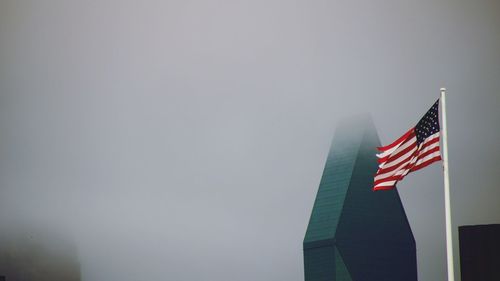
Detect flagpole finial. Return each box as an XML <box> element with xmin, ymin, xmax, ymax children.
<box><xmin>440</xmin><ymin>87</ymin><xmax>447</xmax><ymax>92</ymax></box>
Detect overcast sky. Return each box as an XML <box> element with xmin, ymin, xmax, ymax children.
<box><xmin>0</xmin><ymin>0</ymin><xmax>499</xmax><ymax>280</ymax></box>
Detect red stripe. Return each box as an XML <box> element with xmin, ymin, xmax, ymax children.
<box><xmin>377</xmin><ymin>146</ymin><xmax>440</xmax><ymax>178</ymax></box>
<box><xmin>377</xmin><ymin>128</ymin><xmax>415</xmax><ymax>152</ymax></box>
<box><xmin>378</xmin><ymin>135</ymin><xmax>438</xmax><ymax>169</ymax></box>
<box><xmin>376</xmin><ymin>151</ymin><xmax>416</xmax><ymax>175</ymax></box>
<box><xmin>410</xmin><ymin>156</ymin><xmax>442</xmax><ymax>172</ymax></box>
<box><xmin>416</xmin><ymin>146</ymin><xmax>440</xmax><ymax>159</ymax></box>
<box><xmin>374</xmin><ymin>174</ymin><xmax>407</xmax><ymax>187</ymax></box>
<box><xmin>378</xmin><ymin>140</ymin><xmax>417</xmax><ymax>165</ymax></box>
<box><xmin>420</xmin><ymin>136</ymin><xmax>440</xmax><ymax>149</ymax></box>
<box><xmin>374</xmin><ymin>128</ymin><xmax>442</xmax><ymax>191</ymax></box>
<box><xmin>375</xmin><ymin>151</ymin><xmax>441</xmax><ymax>188</ymax></box>
<box><xmin>373</xmin><ymin>185</ymin><xmax>396</xmax><ymax>191</ymax></box>
<box><xmin>377</xmin><ymin>134</ymin><xmax>417</xmax><ymax>163</ymax></box>
<box><xmin>378</xmin><ymin>133</ymin><xmax>437</xmax><ymax>164</ymax></box>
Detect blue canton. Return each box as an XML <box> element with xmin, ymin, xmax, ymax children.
<box><xmin>415</xmin><ymin>100</ymin><xmax>440</xmax><ymax>144</ymax></box>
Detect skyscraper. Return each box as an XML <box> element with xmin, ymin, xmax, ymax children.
<box><xmin>303</xmin><ymin>117</ymin><xmax>417</xmax><ymax>281</ymax></box>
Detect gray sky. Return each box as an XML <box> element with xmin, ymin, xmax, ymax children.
<box><xmin>0</xmin><ymin>0</ymin><xmax>499</xmax><ymax>280</ymax></box>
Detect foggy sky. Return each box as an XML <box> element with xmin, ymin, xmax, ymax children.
<box><xmin>0</xmin><ymin>0</ymin><xmax>499</xmax><ymax>280</ymax></box>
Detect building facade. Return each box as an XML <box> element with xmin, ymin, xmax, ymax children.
<box><xmin>459</xmin><ymin>224</ymin><xmax>500</xmax><ymax>281</ymax></box>
<box><xmin>303</xmin><ymin>117</ymin><xmax>417</xmax><ymax>281</ymax></box>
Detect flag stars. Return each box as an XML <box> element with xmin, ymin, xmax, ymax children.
<box><xmin>374</xmin><ymin>99</ymin><xmax>442</xmax><ymax>191</ymax></box>
<box><xmin>415</xmin><ymin>99</ymin><xmax>440</xmax><ymax>144</ymax></box>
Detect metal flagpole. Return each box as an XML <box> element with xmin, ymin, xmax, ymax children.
<box><xmin>440</xmin><ymin>87</ymin><xmax>455</xmax><ymax>281</ymax></box>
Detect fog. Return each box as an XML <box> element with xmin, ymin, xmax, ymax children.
<box><xmin>0</xmin><ymin>0</ymin><xmax>499</xmax><ymax>280</ymax></box>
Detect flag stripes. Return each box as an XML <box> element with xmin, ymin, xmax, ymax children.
<box><xmin>373</xmin><ymin>100</ymin><xmax>441</xmax><ymax>191</ymax></box>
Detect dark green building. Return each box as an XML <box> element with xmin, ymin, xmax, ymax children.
<box><xmin>303</xmin><ymin>117</ymin><xmax>417</xmax><ymax>281</ymax></box>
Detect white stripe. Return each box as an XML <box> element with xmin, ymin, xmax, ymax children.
<box><xmin>374</xmin><ymin>161</ymin><xmax>417</xmax><ymax>186</ymax></box>
<box><xmin>378</xmin><ymin>132</ymin><xmax>439</xmax><ymax>168</ymax></box>
<box><xmin>398</xmin><ymin>163</ymin><xmax>414</xmax><ymax>177</ymax></box>
<box><xmin>374</xmin><ymin>132</ymin><xmax>441</xmax><ymax>190</ymax></box>
<box><xmin>377</xmin><ymin>141</ymin><xmax>403</xmax><ymax>158</ymax></box>
<box><xmin>377</xmin><ymin>136</ymin><xmax>417</xmax><ymax>159</ymax></box>
<box><xmin>374</xmin><ymin>179</ymin><xmax>398</xmax><ymax>188</ymax></box>
<box><xmin>377</xmin><ymin>139</ymin><xmax>439</xmax><ymax>178</ymax></box>
<box><xmin>376</xmin><ymin>141</ymin><xmax>441</xmax><ymax>184</ymax></box>
<box><xmin>378</xmin><ymin>145</ymin><xmax>418</xmax><ymax>170</ymax></box>
<box><xmin>418</xmin><ymin>141</ymin><xmax>440</xmax><ymax>156</ymax></box>
<box><xmin>423</xmin><ymin>132</ymin><xmax>440</xmax><ymax>142</ymax></box>
<box><xmin>375</xmin><ymin>164</ymin><xmax>411</xmax><ymax>182</ymax></box>
<box><xmin>414</xmin><ymin>151</ymin><xmax>441</xmax><ymax>167</ymax></box>
<box><xmin>375</xmin><ymin>152</ymin><xmax>420</xmax><ymax>181</ymax></box>
<box><xmin>419</xmin><ymin>132</ymin><xmax>440</xmax><ymax>148</ymax></box>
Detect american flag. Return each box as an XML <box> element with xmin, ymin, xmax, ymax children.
<box><xmin>373</xmin><ymin>100</ymin><xmax>442</xmax><ymax>191</ymax></box>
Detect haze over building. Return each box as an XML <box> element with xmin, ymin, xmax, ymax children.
<box><xmin>304</xmin><ymin>117</ymin><xmax>417</xmax><ymax>281</ymax></box>
<box><xmin>0</xmin><ymin>1</ymin><xmax>499</xmax><ymax>280</ymax></box>
<box><xmin>0</xmin><ymin>223</ymin><xmax>80</xmax><ymax>281</ymax></box>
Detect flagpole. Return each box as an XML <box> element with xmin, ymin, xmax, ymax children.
<box><xmin>440</xmin><ymin>87</ymin><xmax>455</xmax><ymax>281</ymax></box>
